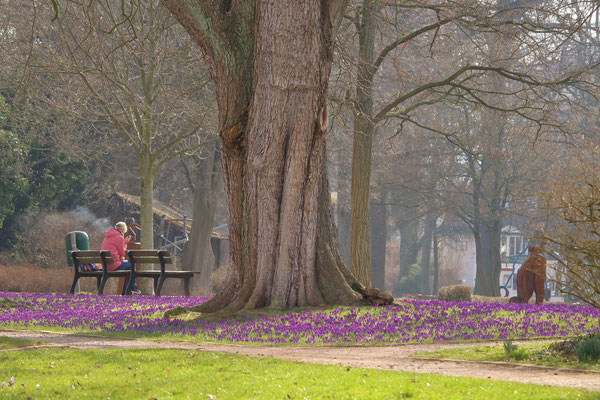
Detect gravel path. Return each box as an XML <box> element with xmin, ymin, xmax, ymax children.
<box><xmin>2</xmin><ymin>329</ymin><xmax>599</xmax><ymax>392</ymax></box>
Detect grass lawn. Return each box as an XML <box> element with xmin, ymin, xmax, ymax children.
<box><xmin>0</xmin><ymin>336</ymin><xmax>45</xmax><ymax>350</ymax></box>
<box><xmin>413</xmin><ymin>342</ymin><xmax>600</xmax><ymax>371</ymax></box>
<box><xmin>0</xmin><ymin>347</ymin><xmax>598</xmax><ymax>399</ymax></box>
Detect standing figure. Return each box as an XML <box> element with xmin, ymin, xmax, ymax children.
<box><xmin>509</xmin><ymin>244</ymin><xmax>546</xmax><ymax>304</ymax></box>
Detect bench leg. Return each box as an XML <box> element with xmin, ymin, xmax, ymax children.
<box><xmin>155</xmin><ymin>276</ymin><xmax>166</xmax><ymax>296</ymax></box>
<box><xmin>153</xmin><ymin>277</ymin><xmax>159</xmax><ymax>296</ymax></box>
<box><xmin>98</xmin><ymin>276</ymin><xmax>108</xmax><ymax>295</ymax></box>
<box><xmin>69</xmin><ymin>273</ymin><xmax>80</xmax><ymax>294</ymax></box>
<box><xmin>118</xmin><ymin>277</ymin><xmax>126</xmax><ymax>295</ymax></box>
<box><xmin>183</xmin><ymin>278</ymin><xmax>190</xmax><ymax>297</ymax></box>
<box><xmin>123</xmin><ymin>273</ymin><xmax>134</xmax><ymax>295</ymax></box>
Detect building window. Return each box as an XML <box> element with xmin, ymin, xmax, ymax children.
<box><xmin>508</xmin><ymin>235</ymin><xmax>525</xmax><ymax>256</ymax></box>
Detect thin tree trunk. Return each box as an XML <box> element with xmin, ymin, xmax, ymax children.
<box><xmin>420</xmin><ymin>215</ymin><xmax>435</xmax><ymax>295</ymax></box>
<box><xmin>432</xmin><ymin>227</ymin><xmax>439</xmax><ymax>295</ymax></box>
<box><xmin>335</xmin><ymin>142</ymin><xmax>351</xmax><ymax>266</ymax></box>
<box><xmin>183</xmin><ymin>142</ymin><xmax>222</xmax><ymax>295</ymax></box>
<box><xmin>370</xmin><ymin>202</ymin><xmax>387</xmax><ymax>290</ymax></box>
<box><xmin>398</xmin><ymin>221</ymin><xmax>420</xmax><ymax>276</ymax></box>
<box><xmin>473</xmin><ymin>221</ymin><xmax>502</xmax><ymax>296</ymax></box>
<box><xmin>139</xmin><ymin>153</ymin><xmax>154</xmax><ymax>249</ymax></box>
<box><xmin>350</xmin><ymin>0</ymin><xmax>377</xmax><ymax>287</ymax></box>
<box><xmin>336</xmin><ymin>197</ymin><xmax>352</xmax><ymax>266</ymax></box>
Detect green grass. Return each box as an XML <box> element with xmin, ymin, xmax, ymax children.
<box><xmin>0</xmin><ymin>347</ymin><xmax>598</xmax><ymax>399</ymax></box>
<box><xmin>413</xmin><ymin>343</ymin><xmax>600</xmax><ymax>371</ymax></box>
<box><xmin>0</xmin><ymin>336</ymin><xmax>45</xmax><ymax>350</ymax></box>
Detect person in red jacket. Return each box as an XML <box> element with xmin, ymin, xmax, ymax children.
<box><xmin>101</xmin><ymin>221</ymin><xmax>142</xmax><ymax>294</ymax></box>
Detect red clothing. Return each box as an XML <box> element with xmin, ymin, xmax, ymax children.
<box><xmin>100</xmin><ymin>228</ymin><xmax>126</xmax><ymax>271</ymax></box>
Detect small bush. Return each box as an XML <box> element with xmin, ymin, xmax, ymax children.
<box><xmin>503</xmin><ymin>339</ymin><xmax>518</xmax><ymax>354</ymax></box>
<box><xmin>437</xmin><ymin>285</ymin><xmax>472</xmax><ymax>302</ymax></box>
<box><xmin>575</xmin><ymin>334</ymin><xmax>600</xmax><ymax>363</ymax></box>
<box><xmin>502</xmin><ymin>340</ymin><xmax>529</xmax><ymax>360</ymax></box>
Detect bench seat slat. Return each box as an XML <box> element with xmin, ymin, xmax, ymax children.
<box><xmin>135</xmin><ymin>271</ymin><xmax>194</xmax><ymax>277</ymax></box>
<box><xmin>128</xmin><ymin>250</ymin><xmax>171</xmax><ymax>257</ymax></box>
<box><xmin>78</xmin><ymin>271</ymin><xmax>131</xmax><ymax>276</ymax></box>
<box><xmin>127</xmin><ymin>257</ymin><xmax>172</xmax><ymax>264</ymax></box>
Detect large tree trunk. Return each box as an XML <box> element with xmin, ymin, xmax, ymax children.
<box><xmin>182</xmin><ymin>142</ymin><xmax>222</xmax><ymax>295</ymax></box>
<box><xmin>349</xmin><ymin>0</ymin><xmax>377</xmax><ymax>287</ymax></box>
<box><xmin>163</xmin><ymin>0</ymin><xmax>363</xmax><ymax>312</ymax></box>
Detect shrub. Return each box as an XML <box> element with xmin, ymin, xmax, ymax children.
<box><xmin>0</xmin><ymin>263</ymin><xmax>103</xmax><ymax>293</ymax></box>
<box><xmin>437</xmin><ymin>284</ymin><xmax>472</xmax><ymax>302</ymax></box>
<box><xmin>7</xmin><ymin>209</ymin><xmax>105</xmax><ymax>267</ymax></box>
<box><xmin>575</xmin><ymin>334</ymin><xmax>600</xmax><ymax>363</ymax></box>
<box><xmin>394</xmin><ymin>263</ymin><xmax>422</xmax><ymax>295</ymax></box>
<box><xmin>502</xmin><ymin>340</ymin><xmax>529</xmax><ymax>360</ymax></box>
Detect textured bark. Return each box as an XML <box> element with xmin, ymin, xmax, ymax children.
<box><xmin>350</xmin><ymin>0</ymin><xmax>377</xmax><ymax>287</ymax></box>
<box><xmin>473</xmin><ymin>221</ymin><xmax>502</xmax><ymax>296</ymax></box>
<box><xmin>419</xmin><ymin>215</ymin><xmax>435</xmax><ymax>294</ymax></box>
<box><xmin>334</xmin><ymin>144</ymin><xmax>352</xmax><ymax>266</ymax></box>
<box><xmin>336</xmin><ymin>197</ymin><xmax>352</xmax><ymax>266</ymax></box>
<box><xmin>432</xmin><ymin>227</ymin><xmax>440</xmax><ymax>294</ymax></box>
<box><xmin>398</xmin><ymin>221</ymin><xmax>421</xmax><ymax>277</ymax></box>
<box><xmin>370</xmin><ymin>203</ymin><xmax>387</xmax><ymax>290</ymax></box>
<box><xmin>182</xmin><ymin>142</ymin><xmax>221</xmax><ymax>295</ymax></box>
<box><xmin>139</xmin><ymin>154</ymin><xmax>155</xmax><ymax>249</ymax></box>
<box><xmin>163</xmin><ymin>0</ymin><xmax>363</xmax><ymax>312</ymax></box>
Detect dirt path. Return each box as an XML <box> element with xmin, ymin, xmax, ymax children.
<box><xmin>2</xmin><ymin>329</ymin><xmax>599</xmax><ymax>392</ymax></box>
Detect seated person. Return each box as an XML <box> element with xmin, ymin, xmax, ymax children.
<box><xmin>101</xmin><ymin>221</ymin><xmax>141</xmax><ymax>295</ymax></box>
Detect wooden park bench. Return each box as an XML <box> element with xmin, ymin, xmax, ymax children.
<box><xmin>127</xmin><ymin>249</ymin><xmax>193</xmax><ymax>296</ymax></box>
<box><xmin>69</xmin><ymin>250</ymin><xmax>134</xmax><ymax>295</ymax></box>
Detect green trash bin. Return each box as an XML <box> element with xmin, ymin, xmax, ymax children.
<box><xmin>65</xmin><ymin>231</ymin><xmax>90</xmax><ymax>266</ymax></box>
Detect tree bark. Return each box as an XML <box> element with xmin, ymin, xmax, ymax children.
<box><xmin>163</xmin><ymin>0</ymin><xmax>362</xmax><ymax>312</ymax></box>
<box><xmin>182</xmin><ymin>142</ymin><xmax>222</xmax><ymax>295</ymax></box>
<box><xmin>398</xmin><ymin>221</ymin><xmax>421</xmax><ymax>277</ymax></box>
<box><xmin>432</xmin><ymin>227</ymin><xmax>440</xmax><ymax>295</ymax></box>
<box><xmin>350</xmin><ymin>0</ymin><xmax>377</xmax><ymax>287</ymax></box>
<box><xmin>139</xmin><ymin>153</ymin><xmax>155</xmax><ymax>249</ymax></box>
<box><xmin>420</xmin><ymin>215</ymin><xmax>435</xmax><ymax>295</ymax></box>
<box><xmin>473</xmin><ymin>220</ymin><xmax>502</xmax><ymax>296</ymax></box>
<box><xmin>370</xmin><ymin>202</ymin><xmax>387</xmax><ymax>290</ymax></box>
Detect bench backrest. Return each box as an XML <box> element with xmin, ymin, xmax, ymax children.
<box><xmin>70</xmin><ymin>250</ymin><xmax>114</xmax><ymax>266</ymax></box>
<box><xmin>127</xmin><ymin>249</ymin><xmax>172</xmax><ymax>265</ymax></box>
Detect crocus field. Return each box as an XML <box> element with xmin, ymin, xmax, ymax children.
<box><xmin>1</xmin><ymin>292</ymin><xmax>599</xmax><ymax>345</ymax></box>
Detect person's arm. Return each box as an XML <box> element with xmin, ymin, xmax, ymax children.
<box><xmin>117</xmin><ymin>236</ymin><xmax>126</xmax><ymax>261</ymax></box>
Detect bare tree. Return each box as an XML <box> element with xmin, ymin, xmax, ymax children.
<box><xmin>335</xmin><ymin>0</ymin><xmax>600</xmax><ymax>292</ymax></box>
<box><xmin>535</xmin><ymin>146</ymin><xmax>600</xmax><ymax>308</ymax></box>
<box><xmin>44</xmin><ymin>0</ymin><xmax>213</xmax><ymax>247</ymax></box>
